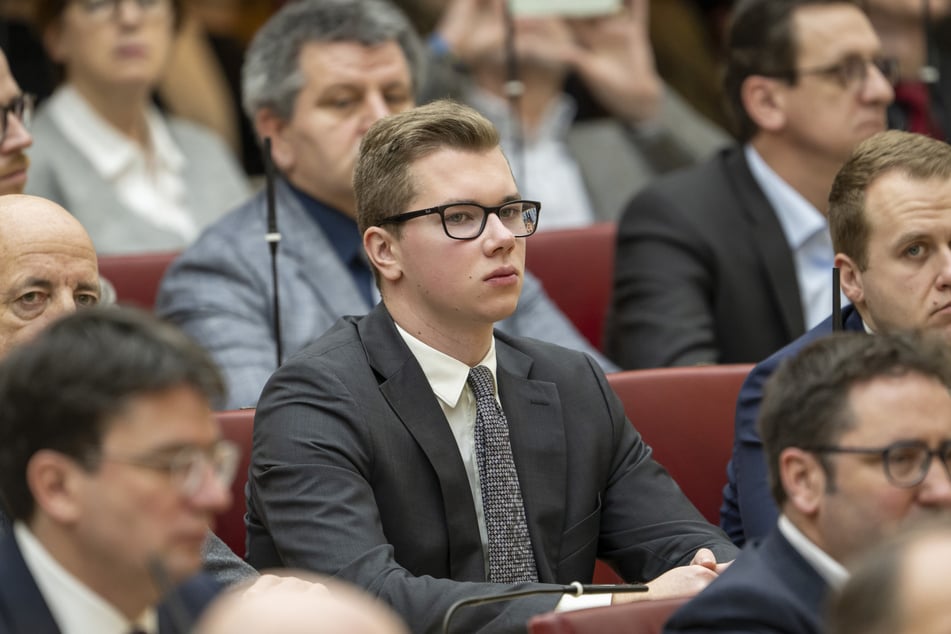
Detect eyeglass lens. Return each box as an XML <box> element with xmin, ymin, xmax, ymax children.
<box><xmin>442</xmin><ymin>202</ymin><xmax>539</xmax><ymax>239</ymax></box>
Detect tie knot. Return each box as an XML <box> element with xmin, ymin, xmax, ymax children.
<box><xmin>467</xmin><ymin>365</ymin><xmax>495</xmax><ymax>400</ymax></box>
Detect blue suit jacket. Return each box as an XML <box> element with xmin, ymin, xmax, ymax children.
<box><xmin>719</xmin><ymin>305</ymin><xmax>865</xmax><ymax>545</ymax></box>
<box><xmin>156</xmin><ymin>177</ymin><xmax>616</xmax><ymax>410</ymax></box>
<box><xmin>663</xmin><ymin>527</ymin><xmax>828</xmax><ymax>634</ymax></box>
<box><xmin>0</xmin><ymin>534</ymin><xmax>221</xmax><ymax>634</ymax></box>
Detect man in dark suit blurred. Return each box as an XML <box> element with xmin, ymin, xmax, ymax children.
<box><xmin>605</xmin><ymin>0</ymin><xmax>895</xmax><ymax>369</ymax></box>
<box><xmin>665</xmin><ymin>331</ymin><xmax>951</xmax><ymax>634</ymax></box>
<box><xmin>0</xmin><ymin>308</ymin><xmax>235</xmax><ymax>633</ymax></box>
<box><xmin>247</xmin><ymin>100</ymin><xmax>737</xmax><ymax>634</ymax></box>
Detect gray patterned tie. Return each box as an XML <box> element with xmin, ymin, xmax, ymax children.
<box><xmin>468</xmin><ymin>365</ymin><xmax>539</xmax><ymax>583</ymax></box>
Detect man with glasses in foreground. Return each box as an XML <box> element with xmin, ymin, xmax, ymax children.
<box><xmin>246</xmin><ymin>100</ymin><xmax>737</xmax><ymax>633</ymax></box>
<box><xmin>0</xmin><ymin>307</ymin><xmax>236</xmax><ymax>633</ymax></box>
<box><xmin>723</xmin><ymin>129</ymin><xmax>951</xmax><ymax>546</ymax></box>
<box><xmin>606</xmin><ymin>0</ymin><xmax>895</xmax><ymax>371</ymax></box>
<box><xmin>665</xmin><ymin>331</ymin><xmax>951</xmax><ymax>634</ymax></box>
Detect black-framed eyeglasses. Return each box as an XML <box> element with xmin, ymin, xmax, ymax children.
<box><xmin>806</xmin><ymin>440</ymin><xmax>951</xmax><ymax>488</ymax></box>
<box><xmin>781</xmin><ymin>55</ymin><xmax>900</xmax><ymax>92</ymax></box>
<box><xmin>77</xmin><ymin>0</ymin><xmax>170</xmax><ymax>19</ymax></box>
<box><xmin>92</xmin><ymin>439</ymin><xmax>240</xmax><ymax>497</ymax></box>
<box><xmin>379</xmin><ymin>200</ymin><xmax>541</xmax><ymax>240</ymax></box>
<box><xmin>0</xmin><ymin>93</ymin><xmax>34</xmax><ymax>145</ymax></box>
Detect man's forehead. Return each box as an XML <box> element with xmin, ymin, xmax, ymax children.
<box><xmin>298</xmin><ymin>39</ymin><xmax>410</xmax><ymax>83</ymax></box>
<box><xmin>0</xmin><ymin>49</ymin><xmax>17</xmax><ymax>103</ymax></box>
<box><xmin>791</xmin><ymin>3</ymin><xmax>878</xmax><ymax>63</ymax></box>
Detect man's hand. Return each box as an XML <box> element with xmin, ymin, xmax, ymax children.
<box><xmin>434</xmin><ymin>0</ymin><xmax>508</xmax><ymax>67</ymax></box>
<box><xmin>611</xmin><ymin>548</ymin><xmax>732</xmax><ymax>604</ymax></box>
<box><xmin>564</xmin><ymin>0</ymin><xmax>663</xmax><ymax>124</ymax></box>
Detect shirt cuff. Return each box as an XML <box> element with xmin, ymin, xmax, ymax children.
<box><xmin>555</xmin><ymin>591</ymin><xmax>614</xmax><ymax>611</ymax></box>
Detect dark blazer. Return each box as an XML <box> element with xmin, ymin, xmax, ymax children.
<box><xmin>0</xmin><ymin>534</ymin><xmax>221</xmax><ymax>634</ymax></box>
<box><xmin>719</xmin><ymin>305</ymin><xmax>865</xmax><ymax>546</ymax></box>
<box><xmin>663</xmin><ymin>527</ymin><xmax>829</xmax><ymax>634</ymax></box>
<box><xmin>246</xmin><ymin>303</ymin><xmax>736</xmax><ymax>634</ymax></box>
<box><xmin>605</xmin><ymin>146</ymin><xmax>805</xmax><ymax>369</ymax></box>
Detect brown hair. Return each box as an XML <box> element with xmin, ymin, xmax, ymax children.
<box><xmin>724</xmin><ymin>0</ymin><xmax>859</xmax><ymax>142</ymax></box>
<box><xmin>829</xmin><ymin>130</ymin><xmax>951</xmax><ymax>270</ymax></box>
<box><xmin>353</xmin><ymin>99</ymin><xmax>502</xmax><ymax>235</ymax></box>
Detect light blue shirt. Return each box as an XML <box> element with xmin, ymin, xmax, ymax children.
<box><xmin>744</xmin><ymin>145</ymin><xmax>840</xmax><ymax>329</ymax></box>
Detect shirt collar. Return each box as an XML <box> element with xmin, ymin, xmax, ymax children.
<box><xmin>464</xmin><ymin>85</ymin><xmax>577</xmax><ymax>143</ymax></box>
<box><xmin>394</xmin><ymin>322</ymin><xmax>498</xmax><ymax>408</ymax></box>
<box><xmin>286</xmin><ymin>182</ymin><xmax>363</xmax><ymax>267</ymax></box>
<box><xmin>14</xmin><ymin>522</ymin><xmax>158</xmax><ymax>634</ymax></box>
<box><xmin>777</xmin><ymin>515</ymin><xmax>849</xmax><ymax>590</ymax></box>
<box><xmin>45</xmin><ymin>85</ymin><xmax>184</xmax><ymax>180</ymax></box>
<box><xmin>744</xmin><ymin>144</ymin><xmax>827</xmax><ymax>250</ymax></box>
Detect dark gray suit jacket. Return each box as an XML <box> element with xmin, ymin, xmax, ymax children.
<box><xmin>247</xmin><ymin>303</ymin><xmax>736</xmax><ymax>633</ymax></box>
<box><xmin>605</xmin><ymin>146</ymin><xmax>805</xmax><ymax>369</ymax></box>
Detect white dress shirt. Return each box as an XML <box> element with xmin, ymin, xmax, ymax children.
<box><xmin>14</xmin><ymin>522</ymin><xmax>157</xmax><ymax>634</ymax></box>
<box><xmin>395</xmin><ymin>325</ymin><xmax>610</xmax><ymax>610</ymax></box>
<box><xmin>45</xmin><ymin>85</ymin><xmax>197</xmax><ymax>243</ymax></box>
<box><xmin>745</xmin><ymin>145</ymin><xmax>845</xmax><ymax>329</ymax></box>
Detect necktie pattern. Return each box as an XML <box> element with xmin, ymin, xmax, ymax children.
<box><xmin>467</xmin><ymin>365</ymin><xmax>539</xmax><ymax>583</ymax></box>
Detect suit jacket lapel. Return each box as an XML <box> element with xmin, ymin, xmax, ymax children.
<box><xmin>0</xmin><ymin>536</ymin><xmax>62</xmax><ymax>634</ymax></box>
<box><xmin>724</xmin><ymin>149</ymin><xmax>806</xmax><ymax>340</ymax></box>
<box><xmin>358</xmin><ymin>305</ymin><xmax>486</xmax><ymax>581</ymax></box>
<box><xmin>495</xmin><ymin>338</ymin><xmax>567</xmax><ymax>583</ymax></box>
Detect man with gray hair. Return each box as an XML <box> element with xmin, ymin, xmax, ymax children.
<box><xmin>156</xmin><ymin>0</ymin><xmax>614</xmax><ymax>411</ymax></box>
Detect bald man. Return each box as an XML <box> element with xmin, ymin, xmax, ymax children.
<box><xmin>0</xmin><ymin>194</ymin><xmax>100</xmax><ymax>356</ymax></box>
<box><xmin>0</xmin><ymin>47</ymin><xmax>32</xmax><ymax>196</ymax></box>
<box><xmin>197</xmin><ymin>574</ymin><xmax>407</xmax><ymax>634</ymax></box>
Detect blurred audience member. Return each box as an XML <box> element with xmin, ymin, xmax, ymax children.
<box><xmin>866</xmin><ymin>0</ymin><xmax>951</xmax><ymax>140</ymax></box>
<box><xmin>0</xmin><ymin>194</ymin><xmax>100</xmax><ymax>357</ymax></box>
<box><xmin>0</xmin><ymin>307</ymin><xmax>234</xmax><ymax>632</ymax></box>
<box><xmin>157</xmin><ymin>0</ymin><xmax>615</xmax><ymax>411</ymax></box>
<box><xmin>197</xmin><ymin>573</ymin><xmax>408</xmax><ymax>634</ymax></box>
<box><xmin>427</xmin><ymin>0</ymin><xmax>728</xmax><ymax>229</ymax></box>
<box><xmin>606</xmin><ymin>0</ymin><xmax>894</xmax><ymax>369</ymax></box>
<box><xmin>25</xmin><ymin>0</ymin><xmax>249</xmax><ymax>254</ymax></box>
<box><xmin>827</xmin><ymin>518</ymin><xmax>951</xmax><ymax>634</ymax></box>
<box><xmin>666</xmin><ymin>331</ymin><xmax>951</xmax><ymax>634</ymax></box>
<box><xmin>0</xmin><ymin>47</ymin><xmax>33</xmax><ymax>196</ymax></box>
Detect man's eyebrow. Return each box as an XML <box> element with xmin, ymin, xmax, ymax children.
<box><xmin>76</xmin><ymin>280</ymin><xmax>101</xmax><ymax>294</ymax></box>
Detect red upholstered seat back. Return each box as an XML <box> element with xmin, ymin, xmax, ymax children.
<box><xmin>213</xmin><ymin>409</ymin><xmax>254</xmax><ymax>557</ymax></box>
<box><xmin>524</xmin><ymin>223</ymin><xmax>616</xmax><ymax>350</ymax></box>
<box><xmin>97</xmin><ymin>251</ymin><xmax>179</xmax><ymax>310</ymax></box>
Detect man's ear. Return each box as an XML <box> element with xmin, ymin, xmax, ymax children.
<box><xmin>835</xmin><ymin>253</ymin><xmax>865</xmax><ymax>307</ymax></box>
<box><xmin>43</xmin><ymin>22</ymin><xmax>66</xmax><ymax>65</ymax></box>
<box><xmin>254</xmin><ymin>108</ymin><xmax>294</xmax><ymax>174</ymax></box>
<box><xmin>741</xmin><ymin>76</ymin><xmax>787</xmax><ymax>134</ymax></box>
<box><xmin>779</xmin><ymin>447</ymin><xmax>827</xmax><ymax>517</ymax></box>
<box><xmin>363</xmin><ymin>227</ymin><xmax>403</xmax><ymax>283</ymax></box>
<box><xmin>26</xmin><ymin>450</ymin><xmax>85</xmax><ymax>525</ymax></box>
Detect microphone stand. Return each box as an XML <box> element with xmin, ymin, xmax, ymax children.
<box><xmin>832</xmin><ymin>268</ymin><xmax>842</xmax><ymax>332</ymax></box>
<box><xmin>441</xmin><ymin>581</ymin><xmax>648</xmax><ymax>634</ymax></box>
<box><xmin>262</xmin><ymin>137</ymin><xmax>283</xmax><ymax>369</ymax></box>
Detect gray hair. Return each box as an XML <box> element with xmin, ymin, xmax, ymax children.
<box><xmin>241</xmin><ymin>0</ymin><xmax>425</xmax><ymax>122</ymax></box>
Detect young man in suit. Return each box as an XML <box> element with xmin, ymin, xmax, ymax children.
<box><xmin>605</xmin><ymin>0</ymin><xmax>895</xmax><ymax>369</ymax></box>
<box><xmin>156</xmin><ymin>0</ymin><xmax>615</xmax><ymax>412</ymax></box>
<box><xmin>247</xmin><ymin>99</ymin><xmax>737</xmax><ymax>634</ymax></box>
<box><xmin>0</xmin><ymin>307</ymin><xmax>236</xmax><ymax>633</ymax></box>
<box><xmin>665</xmin><ymin>331</ymin><xmax>951</xmax><ymax>634</ymax></box>
<box><xmin>722</xmin><ymin>130</ymin><xmax>951</xmax><ymax>545</ymax></box>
